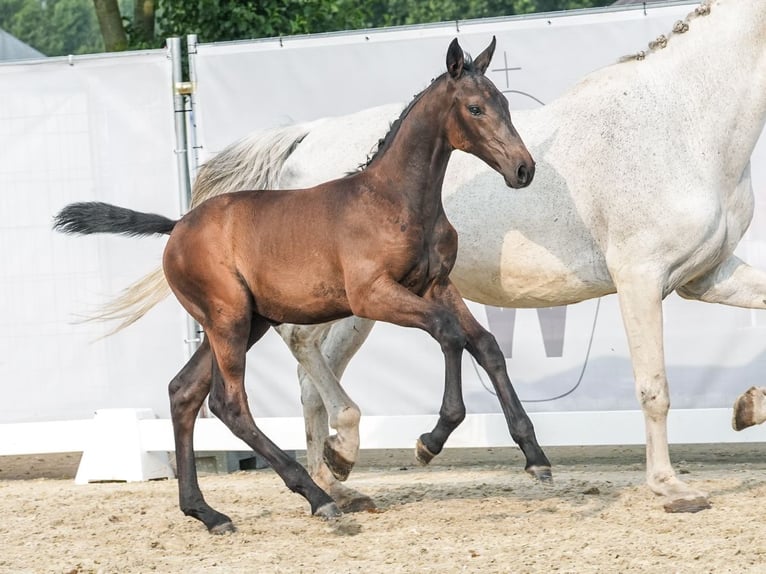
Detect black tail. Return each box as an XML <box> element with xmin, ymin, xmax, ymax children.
<box><xmin>53</xmin><ymin>201</ymin><xmax>177</xmax><ymax>237</ymax></box>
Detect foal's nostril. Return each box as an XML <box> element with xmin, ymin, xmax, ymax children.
<box><xmin>516</xmin><ymin>161</ymin><xmax>535</xmax><ymax>187</ymax></box>
<box><xmin>517</xmin><ymin>164</ymin><xmax>529</xmax><ymax>186</ymax></box>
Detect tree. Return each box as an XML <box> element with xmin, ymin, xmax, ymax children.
<box><xmin>92</xmin><ymin>0</ymin><xmax>127</xmax><ymax>51</ymax></box>
<box><xmin>0</xmin><ymin>0</ymin><xmax>616</xmax><ymax>56</ymax></box>
<box><xmin>0</xmin><ymin>0</ymin><xmax>103</xmax><ymax>56</ymax></box>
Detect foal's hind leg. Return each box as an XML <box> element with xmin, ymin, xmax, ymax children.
<box><xmin>205</xmin><ymin>313</ymin><xmax>340</xmax><ymax>524</ymax></box>
<box><xmin>168</xmin><ymin>339</ymin><xmax>235</xmax><ymax>533</ymax></box>
<box><xmin>417</xmin><ymin>282</ymin><xmax>552</xmax><ymax>482</ymax></box>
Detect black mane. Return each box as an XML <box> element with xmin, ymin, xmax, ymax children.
<box><xmin>353</xmin><ymin>55</ymin><xmax>480</xmax><ymax>173</ymax></box>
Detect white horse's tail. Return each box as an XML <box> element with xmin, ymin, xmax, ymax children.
<box><xmin>191</xmin><ymin>123</ymin><xmax>310</xmax><ymax>207</ymax></box>
<box><xmin>91</xmin><ymin>123</ymin><xmax>311</xmax><ymax>334</ymax></box>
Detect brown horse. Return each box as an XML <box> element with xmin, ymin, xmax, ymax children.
<box><xmin>53</xmin><ymin>37</ymin><xmax>548</xmax><ymax>533</ymax></box>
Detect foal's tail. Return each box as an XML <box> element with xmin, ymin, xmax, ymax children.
<box><xmin>68</xmin><ymin>123</ymin><xmax>311</xmax><ymax>334</ymax></box>
<box><xmin>53</xmin><ymin>202</ymin><xmax>177</xmax><ymax>237</ymax></box>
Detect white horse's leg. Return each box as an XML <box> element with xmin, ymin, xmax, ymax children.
<box><xmin>732</xmin><ymin>386</ymin><xmax>766</xmax><ymax>430</ymax></box>
<box><xmin>278</xmin><ymin>322</ymin><xmax>362</xmax><ymax>476</ymax></box>
<box><xmin>276</xmin><ymin>317</ymin><xmax>376</xmax><ymax>511</ymax></box>
<box><xmin>677</xmin><ymin>254</ymin><xmax>766</xmax><ymax>430</ymax></box>
<box><xmin>298</xmin><ymin>359</ymin><xmax>377</xmax><ymax>512</ymax></box>
<box><xmin>614</xmin><ymin>270</ymin><xmax>711</xmax><ymax>512</ymax></box>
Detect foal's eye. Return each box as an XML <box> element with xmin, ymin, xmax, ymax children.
<box><xmin>468</xmin><ymin>105</ymin><xmax>482</xmax><ymax>117</ymax></box>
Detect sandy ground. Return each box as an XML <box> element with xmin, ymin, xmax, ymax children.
<box><xmin>1</xmin><ymin>444</ymin><xmax>765</xmax><ymax>574</ymax></box>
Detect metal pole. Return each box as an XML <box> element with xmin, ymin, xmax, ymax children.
<box><xmin>186</xmin><ymin>34</ymin><xmax>201</xmax><ymax>181</ymax></box>
<box><xmin>168</xmin><ymin>36</ymin><xmax>202</xmax><ymax>359</ymax></box>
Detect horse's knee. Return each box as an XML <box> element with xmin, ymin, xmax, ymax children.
<box><xmin>432</xmin><ymin>312</ymin><xmax>466</xmax><ymax>352</ymax></box>
<box><xmin>637</xmin><ymin>376</ymin><xmax>670</xmax><ymax>416</ymax></box>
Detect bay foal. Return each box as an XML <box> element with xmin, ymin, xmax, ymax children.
<box><xmin>54</xmin><ymin>38</ymin><xmax>548</xmax><ymax>533</ymax></box>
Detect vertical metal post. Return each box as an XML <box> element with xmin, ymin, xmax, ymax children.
<box><xmin>186</xmin><ymin>34</ymin><xmax>200</xmax><ymax>181</ymax></box>
<box><xmin>168</xmin><ymin>37</ymin><xmax>202</xmax><ymax>360</ymax></box>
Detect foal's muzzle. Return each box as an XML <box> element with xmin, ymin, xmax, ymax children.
<box><xmin>505</xmin><ymin>159</ymin><xmax>535</xmax><ymax>189</ymax></box>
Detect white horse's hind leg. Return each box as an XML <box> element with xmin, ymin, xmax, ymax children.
<box><xmin>614</xmin><ymin>270</ymin><xmax>711</xmax><ymax>512</ymax></box>
<box><xmin>278</xmin><ymin>322</ymin><xmax>362</xmax><ymax>479</ymax></box>
<box><xmin>277</xmin><ymin>317</ymin><xmax>377</xmax><ymax>512</ymax></box>
<box><xmin>298</xmin><ymin>364</ymin><xmax>375</xmax><ymax>512</ymax></box>
<box><xmin>676</xmin><ymin>255</ymin><xmax>766</xmax><ymax>309</ymax></box>
<box><xmin>732</xmin><ymin>386</ymin><xmax>766</xmax><ymax>430</ymax></box>
<box><xmin>677</xmin><ymin>254</ymin><xmax>766</xmax><ymax>431</ymax></box>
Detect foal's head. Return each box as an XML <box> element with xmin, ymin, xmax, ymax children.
<box><xmin>443</xmin><ymin>37</ymin><xmax>535</xmax><ymax>188</ymax></box>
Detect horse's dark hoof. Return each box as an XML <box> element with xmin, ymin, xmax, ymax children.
<box><xmin>209</xmin><ymin>521</ymin><xmax>237</xmax><ymax>535</ymax></box>
<box><xmin>663</xmin><ymin>496</ymin><xmax>711</xmax><ymax>513</ymax></box>
<box><xmin>314</xmin><ymin>501</ymin><xmax>343</xmax><ymax>520</ymax></box>
<box><xmin>526</xmin><ymin>465</ymin><xmax>553</xmax><ymax>484</ymax></box>
<box><xmin>323</xmin><ymin>439</ymin><xmax>355</xmax><ymax>482</ymax></box>
<box><xmin>415</xmin><ymin>437</ymin><xmax>437</xmax><ymax>465</ymax></box>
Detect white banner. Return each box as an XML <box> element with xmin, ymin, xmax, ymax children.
<box><xmin>0</xmin><ymin>51</ymin><xmax>186</xmax><ymax>423</ymax></box>
<box><xmin>192</xmin><ymin>2</ymin><xmax>766</xmax><ymax>420</ymax></box>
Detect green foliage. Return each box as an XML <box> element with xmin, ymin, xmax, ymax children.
<box><xmin>156</xmin><ymin>0</ymin><xmax>369</xmax><ymax>43</ymax></box>
<box><xmin>156</xmin><ymin>0</ymin><xmax>613</xmax><ymax>44</ymax></box>
<box><xmin>0</xmin><ymin>0</ymin><xmax>103</xmax><ymax>56</ymax></box>
<box><xmin>0</xmin><ymin>0</ymin><xmax>615</xmax><ymax>57</ymax></box>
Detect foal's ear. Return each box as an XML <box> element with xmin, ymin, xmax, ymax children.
<box><xmin>473</xmin><ymin>36</ymin><xmax>496</xmax><ymax>75</ymax></box>
<box><xmin>446</xmin><ymin>38</ymin><xmax>465</xmax><ymax>79</ymax></box>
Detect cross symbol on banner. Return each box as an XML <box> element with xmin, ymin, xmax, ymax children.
<box><xmin>491</xmin><ymin>51</ymin><xmax>521</xmax><ymax>91</ymax></box>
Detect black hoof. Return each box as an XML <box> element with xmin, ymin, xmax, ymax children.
<box><xmin>323</xmin><ymin>438</ymin><xmax>355</xmax><ymax>482</ymax></box>
<box><xmin>415</xmin><ymin>437</ymin><xmax>437</xmax><ymax>465</ymax></box>
<box><xmin>314</xmin><ymin>501</ymin><xmax>343</xmax><ymax>520</ymax></box>
<box><xmin>663</xmin><ymin>496</ymin><xmax>711</xmax><ymax>513</ymax></box>
<box><xmin>526</xmin><ymin>465</ymin><xmax>553</xmax><ymax>484</ymax></box>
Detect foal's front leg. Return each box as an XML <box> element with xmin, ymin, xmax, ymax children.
<box><xmin>348</xmin><ymin>277</ymin><xmax>469</xmax><ymax>464</ymax></box>
<box><xmin>417</xmin><ymin>281</ymin><xmax>552</xmax><ymax>481</ymax></box>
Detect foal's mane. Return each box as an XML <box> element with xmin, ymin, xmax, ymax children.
<box><xmin>357</xmin><ymin>56</ymin><xmax>482</xmax><ymax>172</ymax></box>
<box><xmin>619</xmin><ymin>0</ymin><xmax>712</xmax><ymax>63</ymax></box>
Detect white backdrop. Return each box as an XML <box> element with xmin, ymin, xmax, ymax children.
<box><xmin>191</xmin><ymin>1</ymin><xmax>766</xmax><ymax>421</ymax></box>
<box><xmin>0</xmin><ymin>51</ymin><xmax>186</xmax><ymax>423</ymax></box>
<box><xmin>2</xmin><ymin>2</ymin><xmax>766</xmax><ymax>452</ymax></box>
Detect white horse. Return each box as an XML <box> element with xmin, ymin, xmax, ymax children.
<box><xmin>97</xmin><ymin>0</ymin><xmax>766</xmax><ymax>513</ymax></box>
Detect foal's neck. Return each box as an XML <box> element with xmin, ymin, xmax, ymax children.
<box><xmin>364</xmin><ymin>79</ymin><xmax>453</xmax><ymax>215</ymax></box>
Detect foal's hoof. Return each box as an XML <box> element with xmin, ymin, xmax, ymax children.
<box><xmin>662</xmin><ymin>496</ymin><xmax>712</xmax><ymax>514</ymax></box>
<box><xmin>415</xmin><ymin>438</ymin><xmax>437</xmax><ymax>466</ymax></box>
<box><xmin>209</xmin><ymin>521</ymin><xmax>237</xmax><ymax>535</ymax></box>
<box><xmin>526</xmin><ymin>465</ymin><xmax>553</xmax><ymax>484</ymax></box>
<box><xmin>314</xmin><ymin>501</ymin><xmax>343</xmax><ymax>520</ymax></box>
<box><xmin>323</xmin><ymin>439</ymin><xmax>355</xmax><ymax>482</ymax></box>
